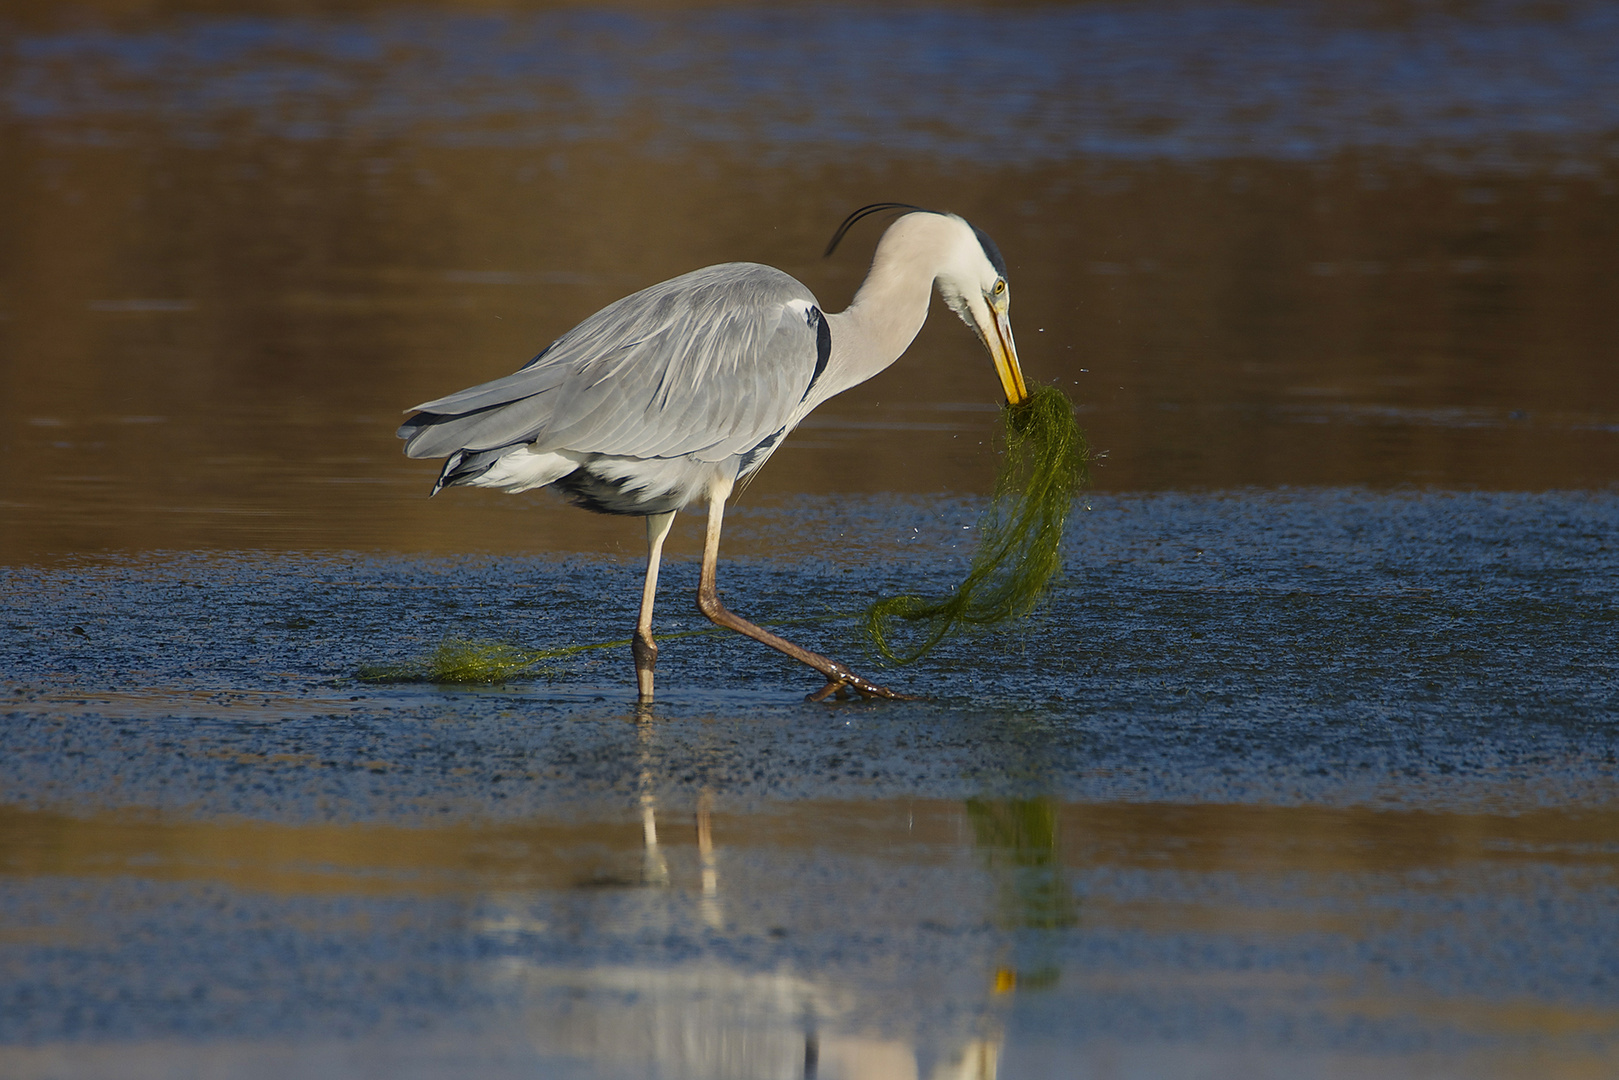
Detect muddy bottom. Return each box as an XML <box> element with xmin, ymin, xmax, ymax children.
<box><xmin>2</xmin><ymin>489</ymin><xmax>1617</xmax><ymax>1078</ymax></box>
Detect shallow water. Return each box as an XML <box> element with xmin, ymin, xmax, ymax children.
<box><xmin>4</xmin><ymin>0</ymin><xmax>1619</xmax><ymax>1076</ymax></box>
<box><xmin>5</xmin><ymin>492</ymin><xmax>1619</xmax><ymax>1076</ymax></box>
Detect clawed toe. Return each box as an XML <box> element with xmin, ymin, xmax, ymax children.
<box><xmin>806</xmin><ymin>681</ymin><xmax>843</xmax><ymax>703</ymax></box>
<box><xmin>806</xmin><ymin>673</ymin><xmax>920</xmax><ymax>703</ymax></box>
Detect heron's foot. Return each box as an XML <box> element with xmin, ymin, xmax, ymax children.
<box><xmin>806</xmin><ymin>663</ymin><xmax>919</xmax><ymax>703</ymax></box>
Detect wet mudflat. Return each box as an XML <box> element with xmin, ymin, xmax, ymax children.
<box><xmin>4</xmin><ymin>491</ymin><xmax>1619</xmax><ymax>1077</ymax></box>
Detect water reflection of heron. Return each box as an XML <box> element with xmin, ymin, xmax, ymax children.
<box><xmin>604</xmin><ymin>775</ymin><xmax>1004</xmax><ymax>1079</ymax></box>
<box><xmin>400</xmin><ymin>204</ymin><xmax>1028</xmax><ymax>702</ymax></box>
<box><xmin>638</xmin><ymin>718</ymin><xmax>669</xmax><ymax>887</ymax></box>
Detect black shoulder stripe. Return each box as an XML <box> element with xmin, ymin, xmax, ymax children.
<box><xmin>803</xmin><ymin>306</ymin><xmax>831</xmax><ymax>401</ymax></box>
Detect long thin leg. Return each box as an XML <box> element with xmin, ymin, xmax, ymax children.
<box><xmin>634</xmin><ymin>510</ymin><xmax>677</xmax><ymax>700</ymax></box>
<box><xmin>695</xmin><ymin>483</ymin><xmax>912</xmax><ymax>702</ymax></box>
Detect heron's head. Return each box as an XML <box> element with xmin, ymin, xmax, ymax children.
<box><xmin>927</xmin><ymin>214</ymin><xmax>1028</xmax><ymax>406</ymax></box>
<box><xmin>826</xmin><ymin>203</ymin><xmax>1030</xmax><ymax>405</ymax></box>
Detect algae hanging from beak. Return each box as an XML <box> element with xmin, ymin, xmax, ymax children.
<box><xmin>865</xmin><ymin>384</ymin><xmax>1089</xmax><ymax>664</ymax></box>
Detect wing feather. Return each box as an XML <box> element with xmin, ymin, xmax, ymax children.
<box><xmin>399</xmin><ymin>264</ymin><xmax>821</xmax><ymax>464</ymax></box>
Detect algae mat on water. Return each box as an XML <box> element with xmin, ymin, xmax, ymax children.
<box><xmin>357</xmin><ymin>637</ymin><xmax>575</xmax><ymax>684</ymax></box>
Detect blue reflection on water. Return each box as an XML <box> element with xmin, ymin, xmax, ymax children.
<box><xmin>5</xmin><ymin>3</ymin><xmax>1619</xmax><ymax>163</ymax></box>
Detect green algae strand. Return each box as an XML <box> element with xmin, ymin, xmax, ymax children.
<box><xmin>865</xmin><ymin>384</ymin><xmax>1089</xmax><ymax>664</ymax></box>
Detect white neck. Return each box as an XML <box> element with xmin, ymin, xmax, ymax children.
<box><xmin>813</xmin><ymin>213</ymin><xmax>967</xmax><ymax>404</ymax></box>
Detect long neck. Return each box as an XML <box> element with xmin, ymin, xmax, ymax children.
<box><xmin>815</xmin><ymin>217</ymin><xmax>953</xmax><ymax>402</ymax></box>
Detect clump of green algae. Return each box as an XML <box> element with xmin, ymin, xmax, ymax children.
<box><xmin>357</xmin><ymin>637</ymin><xmax>580</xmax><ymax>684</ymax></box>
<box><xmin>864</xmin><ymin>383</ymin><xmax>1089</xmax><ymax>664</ymax></box>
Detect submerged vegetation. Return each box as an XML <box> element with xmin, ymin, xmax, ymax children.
<box><xmin>865</xmin><ymin>384</ymin><xmax>1089</xmax><ymax>664</ymax></box>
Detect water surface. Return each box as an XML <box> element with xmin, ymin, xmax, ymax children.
<box><xmin>4</xmin><ymin>0</ymin><xmax>1619</xmax><ymax>561</ymax></box>
<box><xmin>3</xmin><ymin>1</ymin><xmax>1618</xmax><ymax>1075</ymax></box>
<box><xmin>5</xmin><ymin>492</ymin><xmax>1619</xmax><ymax>1075</ymax></box>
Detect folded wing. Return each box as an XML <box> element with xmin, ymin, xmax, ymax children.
<box><xmin>399</xmin><ymin>263</ymin><xmax>825</xmax><ymax>466</ymax></box>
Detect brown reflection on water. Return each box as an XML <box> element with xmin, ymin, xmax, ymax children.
<box><xmin>4</xmin><ymin>124</ymin><xmax>1618</xmax><ymax>563</ymax></box>
<box><xmin>5</xmin><ymin>796</ymin><xmax>1613</xmax><ymax>902</ymax></box>
<box><xmin>3</xmin><ymin>795</ymin><xmax>1616</xmax><ymax>1067</ymax></box>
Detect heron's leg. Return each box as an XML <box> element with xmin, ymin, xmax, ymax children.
<box><xmin>695</xmin><ymin>489</ymin><xmax>914</xmax><ymax>702</ymax></box>
<box><xmin>635</xmin><ymin>511</ymin><xmax>677</xmax><ymax>700</ymax></box>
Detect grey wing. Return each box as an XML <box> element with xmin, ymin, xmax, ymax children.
<box><xmin>399</xmin><ymin>263</ymin><xmax>826</xmax><ymax>463</ymax></box>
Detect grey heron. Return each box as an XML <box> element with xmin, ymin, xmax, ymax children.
<box><xmin>399</xmin><ymin>203</ymin><xmax>1029</xmax><ymax>702</ymax></box>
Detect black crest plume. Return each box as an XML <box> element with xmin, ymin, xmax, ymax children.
<box><xmin>824</xmin><ymin>202</ymin><xmax>932</xmax><ymax>258</ymax></box>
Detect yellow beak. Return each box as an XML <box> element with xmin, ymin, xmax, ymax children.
<box><xmin>987</xmin><ymin>307</ymin><xmax>1028</xmax><ymax>405</ymax></box>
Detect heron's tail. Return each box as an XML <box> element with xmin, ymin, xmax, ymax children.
<box><xmin>429</xmin><ymin>446</ymin><xmax>511</xmax><ymax>495</ymax></box>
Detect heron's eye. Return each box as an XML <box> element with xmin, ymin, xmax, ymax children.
<box><xmin>993</xmin><ymin>279</ymin><xmax>1006</xmax><ymax>296</ymax></box>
